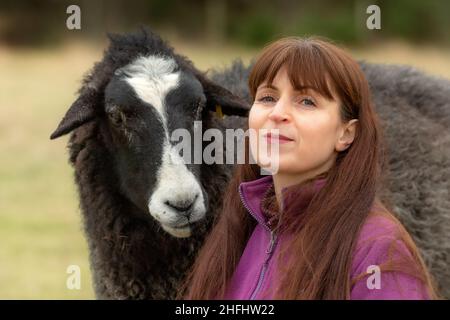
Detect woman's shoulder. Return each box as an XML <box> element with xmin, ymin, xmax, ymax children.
<box><xmin>350</xmin><ymin>207</ymin><xmax>431</xmax><ymax>299</ymax></box>
<box><xmin>356</xmin><ymin>211</ymin><xmax>402</xmax><ymax>247</ymax></box>
<box><xmin>353</xmin><ymin>207</ymin><xmax>412</xmax><ymax>269</ymax></box>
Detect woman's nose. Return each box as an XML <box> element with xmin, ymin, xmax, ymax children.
<box><xmin>268</xmin><ymin>99</ymin><xmax>291</xmax><ymax>122</ymax></box>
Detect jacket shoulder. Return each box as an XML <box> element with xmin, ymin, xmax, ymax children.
<box><xmin>350</xmin><ymin>214</ymin><xmax>430</xmax><ymax>299</ymax></box>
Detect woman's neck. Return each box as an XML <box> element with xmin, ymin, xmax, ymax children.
<box><xmin>272</xmin><ymin>165</ymin><xmax>332</xmax><ymax>208</ymax></box>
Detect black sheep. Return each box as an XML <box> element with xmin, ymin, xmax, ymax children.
<box><xmin>51</xmin><ymin>28</ymin><xmax>249</xmax><ymax>298</ymax></box>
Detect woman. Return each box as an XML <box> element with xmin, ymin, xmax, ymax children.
<box><xmin>179</xmin><ymin>37</ymin><xmax>438</xmax><ymax>299</ymax></box>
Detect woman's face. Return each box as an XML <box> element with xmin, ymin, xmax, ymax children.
<box><xmin>249</xmin><ymin>66</ymin><xmax>357</xmax><ymax>176</ymax></box>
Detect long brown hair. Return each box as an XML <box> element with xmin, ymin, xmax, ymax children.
<box><xmin>179</xmin><ymin>37</ymin><xmax>438</xmax><ymax>299</ymax></box>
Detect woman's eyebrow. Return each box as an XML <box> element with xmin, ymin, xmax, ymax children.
<box><xmin>258</xmin><ymin>84</ymin><xmax>278</xmax><ymax>91</ymax></box>
<box><xmin>258</xmin><ymin>84</ymin><xmax>318</xmax><ymax>92</ymax></box>
<box><xmin>257</xmin><ymin>84</ymin><xmax>321</xmax><ymax>98</ymax></box>
<box><xmin>293</xmin><ymin>85</ymin><xmax>317</xmax><ymax>93</ymax></box>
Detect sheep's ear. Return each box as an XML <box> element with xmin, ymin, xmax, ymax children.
<box><xmin>193</xmin><ymin>70</ymin><xmax>250</xmax><ymax>117</ymax></box>
<box><xmin>203</xmin><ymin>80</ymin><xmax>250</xmax><ymax>117</ymax></box>
<box><xmin>50</xmin><ymin>89</ymin><xmax>98</xmax><ymax>139</ymax></box>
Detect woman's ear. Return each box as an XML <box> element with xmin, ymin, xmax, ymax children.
<box><xmin>336</xmin><ymin>119</ymin><xmax>358</xmax><ymax>151</ymax></box>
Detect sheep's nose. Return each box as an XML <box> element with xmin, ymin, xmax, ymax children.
<box><xmin>164</xmin><ymin>194</ymin><xmax>198</xmax><ymax>217</ymax></box>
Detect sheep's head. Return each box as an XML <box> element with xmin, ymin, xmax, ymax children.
<box><xmin>50</xmin><ymin>29</ymin><xmax>249</xmax><ymax>238</ymax></box>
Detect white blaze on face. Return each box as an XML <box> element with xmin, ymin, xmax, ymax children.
<box><xmin>124</xmin><ymin>55</ymin><xmax>206</xmax><ymax>237</ymax></box>
<box><xmin>124</xmin><ymin>55</ymin><xmax>179</xmax><ymax>130</ymax></box>
<box><xmin>148</xmin><ymin>142</ymin><xmax>206</xmax><ymax>237</ymax></box>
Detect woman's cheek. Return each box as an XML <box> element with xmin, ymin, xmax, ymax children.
<box><xmin>248</xmin><ymin>106</ymin><xmax>266</xmax><ymax>167</ymax></box>
<box><xmin>292</xmin><ymin>124</ymin><xmax>335</xmax><ymax>167</ymax></box>
<box><xmin>248</xmin><ymin>105</ymin><xmax>262</xmax><ymax>130</ymax></box>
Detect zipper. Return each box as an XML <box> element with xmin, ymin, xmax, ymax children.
<box><xmin>249</xmin><ymin>230</ymin><xmax>277</xmax><ymax>299</ymax></box>
<box><xmin>238</xmin><ymin>187</ymin><xmax>272</xmax><ymax>233</ymax></box>
<box><xmin>238</xmin><ymin>187</ymin><xmax>279</xmax><ymax>300</ymax></box>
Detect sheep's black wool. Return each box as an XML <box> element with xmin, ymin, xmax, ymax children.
<box><xmin>51</xmin><ymin>28</ymin><xmax>450</xmax><ymax>299</ymax></box>
<box><xmin>360</xmin><ymin>63</ymin><xmax>450</xmax><ymax>298</ymax></box>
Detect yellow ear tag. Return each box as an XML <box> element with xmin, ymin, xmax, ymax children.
<box><xmin>215</xmin><ymin>104</ymin><xmax>224</xmax><ymax>119</ymax></box>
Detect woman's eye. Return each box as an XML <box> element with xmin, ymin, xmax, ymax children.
<box><xmin>258</xmin><ymin>95</ymin><xmax>276</xmax><ymax>103</ymax></box>
<box><xmin>299</xmin><ymin>98</ymin><xmax>316</xmax><ymax>107</ymax></box>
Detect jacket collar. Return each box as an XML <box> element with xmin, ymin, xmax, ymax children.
<box><xmin>238</xmin><ymin>174</ymin><xmax>327</xmax><ymax>228</ymax></box>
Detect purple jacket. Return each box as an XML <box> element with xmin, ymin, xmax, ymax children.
<box><xmin>222</xmin><ymin>175</ymin><xmax>430</xmax><ymax>300</ymax></box>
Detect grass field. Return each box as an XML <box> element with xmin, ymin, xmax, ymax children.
<box><xmin>1</xmin><ymin>38</ymin><xmax>449</xmax><ymax>299</ymax></box>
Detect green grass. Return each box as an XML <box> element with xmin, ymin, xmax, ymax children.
<box><xmin>0</xmin><ymin>43</ymin><xmax>100</xmax><ymax>299</ymax></box>
<box><xmin>0</xmin><ymin>38</ymin><xmax>449</xmax><ymax>299</ymax></box>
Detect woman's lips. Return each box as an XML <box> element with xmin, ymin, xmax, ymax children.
<box><xmin>264</xmin><ymin>133</ymin><xmax>294</xmax><ymax>144</ymax></box>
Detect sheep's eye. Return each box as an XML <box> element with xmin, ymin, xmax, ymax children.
<box><xmin>194</xmin><ymin>98</ymin><xmax>205</xmax><ymax>119</ymax></box>
<box><xmin>107</xmin><ymin>109</ymin><xmax>125</xmax><ymax>126</ymax></box>
<box><xmin>197</xmin><ymin>98</ymin><xmax>205</xmax><ymax>110</ymax></box>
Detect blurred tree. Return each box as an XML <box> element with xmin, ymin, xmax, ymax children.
<box><xmin>205</xmin><ymin>0</ymin><xmax>227</xmax><ymax>44</ymax></box>
<box><xmin>0</xmin><ymin>0</ymin><xmax>448</xmax><ymax>48</ymax></box>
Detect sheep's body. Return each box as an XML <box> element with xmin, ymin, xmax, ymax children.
<box><xmin>56</xmin><ymin>30</ymin><xmax>449</xmax><ymax>299</ymax></box>
<box><xmin>361</xmin><ymin>63</ymin><xmax>450</xmax><ymax>297</ymax></box>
